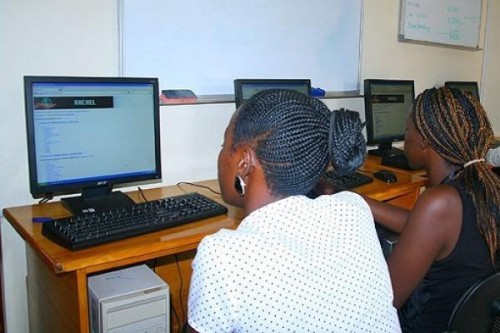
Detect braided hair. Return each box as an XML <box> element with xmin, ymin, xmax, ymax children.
<box><xmin>232</xmin><ymin>89</ymin><xmax>366</xmax><ymax>196</ymax></box>
<box><xmin>412</xmin><ymin>87</ymin><xmax>500</xmax><ymax>262</ymax></box>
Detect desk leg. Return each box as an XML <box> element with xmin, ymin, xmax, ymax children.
<box><xmin>26</xmin><ymin>246</ymin><xmax>88</xmax><ymax>333</ymax></box>
<box><xmin>76</xmin><ymin>270</ymin><xmax>90</xmax><ymax>333</ymax></box>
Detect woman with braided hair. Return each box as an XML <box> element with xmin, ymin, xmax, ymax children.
<box><xmin>186</xmin><ymin>89</ymin><xmax>400</xmax><ymax>333</ymax></box>
<box><xmin>365</xmin><ymin>86</ymin><xmax>500</xmax><ymax>332</ymax></box>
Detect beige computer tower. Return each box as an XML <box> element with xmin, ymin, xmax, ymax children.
<box><xmin>88</xmin><ymin>264</ymin><xmax>170</xmax><ymax>333</ymax></box>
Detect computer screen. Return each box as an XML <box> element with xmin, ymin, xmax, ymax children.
<box><xmin>24</xmin><ymin>76</ymin><xmax>161</xmax><ymax>214</ymax></box>
<box><xmin>234</xmin><ymin>79</ymin><xmax>311</xmax><ymax>107</ymax></box>
<box><xmin>364</xmin><ymin>79</ymin><xmax>415</xmax><ymax>156</ymax></box>
<box><xmin>445</xmin><ymin>81</ymin><xmax>480</xmax><ymax>101</ymax></box>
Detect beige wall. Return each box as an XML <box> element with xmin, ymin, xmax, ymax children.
<box><xmin>362</xmin><ymin>1</ymin><xmax>485</xmax><ymax>95</ymax></box>
<box><xmin>482</xmin><ymin>0</ymin><xmax>500</xmax><ymax>134</ymax></box>
<box><xmin>0</xmin><ymin>1</ymin><xmax>498</xmax><ymax>331</ymax></box>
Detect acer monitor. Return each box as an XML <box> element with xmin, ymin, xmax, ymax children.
<box><xmin>24</xmin><ymin>76</ymin><xmax>161</xmax><ymax>214</ymax></box>
<box><xmin>364</xmin><ymin>79</ymin><xmax>415</xmax><ymax>156</ymax></box>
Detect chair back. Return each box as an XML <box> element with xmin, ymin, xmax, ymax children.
<box><xmin>447</xmin><ymin>272</ymin><xmax>500</xmax><ymax>333</ymax></box>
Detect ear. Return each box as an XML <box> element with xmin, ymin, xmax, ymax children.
<box><xmin>418</xmin><ymin>133</ymin><xmax>430</xmax><ymax>151</ymax></box>
<box><xmin>237</xmin><ymin>146</ymin><xmax>258</xmax><ymax>178</ymax></box>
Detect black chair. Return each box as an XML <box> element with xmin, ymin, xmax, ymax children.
<box><xmin>447</xmin><ymin>272</ymin><xmax>500</xmax><ymax>333</ymax></box>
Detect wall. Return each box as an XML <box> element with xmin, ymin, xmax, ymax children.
<box><xmin>362</xmin><ymin>1</ymin><xmax>485</xmax><ymax>95</ymax></box>
<box><xmin>0</xmin><ymin>1</ymin><xmax>498</xmax><ymax>332</ymax></box>
<box><xmin>0</xmin><ymin>2</ymin><xmax>119</xmax><ymax>332</ymax></box>
<box><xmin>482</xmin><ymin>0</ymin><xmax>500</xmax><ymax>133</ymax></box>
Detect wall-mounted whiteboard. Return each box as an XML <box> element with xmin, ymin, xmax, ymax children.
<box><xmin>120</xmin><ymin>0</ymin><xmax>362</xmax><ymax>96</ymax></box>
<box><xmin>399</xmin><ymin>0</ymin><xmax>482</xmax><ymax>49</ymax></box>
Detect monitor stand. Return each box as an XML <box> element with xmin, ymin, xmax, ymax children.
<box><xmin>61</xmin><ymin>186</ymin><xmax>135</xmax><ymax>214</ymax></box>
<box><xmin>368</xmin><ymin>142</ymin><xmax>404</xmax><ymax>157</ymax></box>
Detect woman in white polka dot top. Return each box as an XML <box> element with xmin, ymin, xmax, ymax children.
<box><xmin>186</xmin><ymin>89</ymin><xmax>401</xmax><ymax>333</ymax></box>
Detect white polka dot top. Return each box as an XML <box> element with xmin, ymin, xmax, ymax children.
<box><xmin>188</xmin><ymin>192</ymin><xmax>400</xmax><ymax>332</ymax></box>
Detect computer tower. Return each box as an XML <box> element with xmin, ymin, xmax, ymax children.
<box><xmin>88</xmin><ymin>264</ymin><xmax>170</xmax><ymax>333</ymax></box>
<box><xmin>376</xmin><ymin>224</ymin><xmax>399</xmax><ymax>259</ymax></box>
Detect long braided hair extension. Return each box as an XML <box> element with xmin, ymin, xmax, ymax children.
<box><xmin>232</xmin><ymin>89</ymin><xmax>366</xmax><ymax>197</ymax></box>
<box><xmin>413</xmin><ymin>87</ymin><xmax>500</xmax><ymax>262</ymax></box>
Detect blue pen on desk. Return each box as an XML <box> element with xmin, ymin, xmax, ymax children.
<box><xmin>32</xmin><ymin>217</ymin><xmax>53</xmax><ymax>223</ymax></box>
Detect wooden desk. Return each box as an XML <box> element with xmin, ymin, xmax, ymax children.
<box><xmin>3</xmin><ymin>165</ymin><xmax>428</xmax><ymax>333</ymax></box>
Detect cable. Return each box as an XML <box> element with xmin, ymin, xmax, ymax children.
<box><xmin>137</xmin><ymin>186</ymin><xmax>149</xmax><ymax>202</ymax></box>
<box><xmin>39</xmin><ymin>193</ymin><xmax>53</xmax><ymax>204</ymax></box>
<box><xmin>357</xmin><ymin>168</ymin><xmax>375</xmax><ymax>175</ymax></box>
<box><xmin>176</xmin><ymin>182</ymin><xmax>221</xmax><ymax>195</ymax></box>
<box><xmin>171</xmin><ymin>298</ymin><xmax>182</xmax><ymax>333</ymax></box>
<box><xmin>151</xmin><ymin>258</ymin><xmax>183</xmax><ymax>332</ymax></box>
<box><xmin>175</xmin><ymin>254</ymin><xmax>186</xmax><ymax>323</ymax></box>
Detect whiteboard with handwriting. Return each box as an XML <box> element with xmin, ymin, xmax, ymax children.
<box><xmin>399</xmin><ymin>0</ymin><xmax>482</xmax><ymax>49</ymax></box>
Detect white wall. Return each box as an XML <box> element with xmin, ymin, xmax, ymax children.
<box><xmin>1</xmin><ymin>1</ymin><xmax>499</xmax><ymax>332</ymax></box>
<box><xmin>362</xmin><ymin>1</ymin><xmax>485</xmax><ymax>95</ymax></box>
<box><xmin>482</xmin><ymin>0</ymin><xmax>500</xmax><ymax>134</ymax></box>
<box><xmin>0</xmin><ymin>2</ymin><xmax>119</xmax><ymax>332</ymax></box>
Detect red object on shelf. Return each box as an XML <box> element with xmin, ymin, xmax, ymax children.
<box><xmin>160</xmin><ymin>89</ymin><xmax>197</xmax><ymax>104</ymax></box>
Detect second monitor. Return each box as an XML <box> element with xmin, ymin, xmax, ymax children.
<box><xmin>234</xmin><ymin>79</ymin><xmax>311</xmax><ymax>107</ymax></box>
<box><xmin>445</xmin><ymin>81</ymin><xmax>480</xmax><ymax>101</ymax></box>
<box><xmin>364</xmin><ymin>79</ymin><xmax>415</xmax><ymax>157</ymax></box>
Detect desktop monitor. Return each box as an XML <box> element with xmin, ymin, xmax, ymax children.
<box><xmin>24</xmin><ymin>76</ymin><xmax>161</xmax><ymax>214</ymax></box>
<box><xmin>234</xmin><ymin>79</ymin><xmax>311</xmax><ymax>107</ymax></box>
<box><xmin>445</xmin><ymin>81</ymin><xmax>480</xmax><ymax>101</ymax></box>
<box><xmin>363</xmin><ymin>79</ymin><xmax>415</xmax><ymax>156</ymax></box>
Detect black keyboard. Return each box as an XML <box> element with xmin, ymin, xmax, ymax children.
<box><xmin>42</xmin><ymin>192</ymin><xmax>228</xmax><ymax>250</ymax></box>
<box><xmin>323</xmin><ymin>170</ymin><xmax>373</xmax><ymax>190</ymax></box>
<box><xmin>381</xmin><ymin>154</ymin><xmax>414</xmax><ymax>170</ymax></box>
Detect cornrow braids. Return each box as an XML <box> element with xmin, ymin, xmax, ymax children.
<box><xmin>232</xmin><ymin>89</ymin><xmax>365</xmax><ymax>197</ymax></box>
<box><xmin>329</xmin><ymin>108</ymin><xmax>366</xmax><ymax>174</ymax></box>
<box><xmin>413</xmin><ymin>87</ymin><xmax>500</xmax><ymax>262</ymax></box>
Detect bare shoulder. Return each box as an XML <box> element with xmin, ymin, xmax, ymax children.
<box><xmin>388</xmin><ymin>184</ymin><xmax>463</xmax><ymax>306</ymax></box>
<box><xmin>414</xmin><ymin>184</ymin><xmax>461</xmax><ymax>218</ymax></box>
<box><xmin>405</xmin><ymin>183</ymin><xmax>462</xmax><ymax>257</ymax></box>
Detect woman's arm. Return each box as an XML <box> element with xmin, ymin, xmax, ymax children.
<box><xmin>363</xmin><ymin>195</ymin><xmax>411</xmax><ymax>233</ymax></box>
<box><xmin>387</xmin><ymin>185</ymin><xmax>462</xmax><ymax>308</ymax></box>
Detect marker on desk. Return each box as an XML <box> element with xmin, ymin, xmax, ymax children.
<box><xmin>32</xmin><ymin>217</ymin><xmax>53</xmax><ymax>223</ymax></box>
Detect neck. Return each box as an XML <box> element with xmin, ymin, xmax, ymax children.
<box><xmin>244</xmin><ymin>191</ymin><xmax>285</xmax><ymax>216</ymax></box>
<box><xmin>242</xmin><ymin>168</ymin><xmax>286</xmax><ymax>215</ymax></box>
<box><xmin>425</xmin><ymin>158</ymin><xmax>461</xmax><ymax>186</ymax></box>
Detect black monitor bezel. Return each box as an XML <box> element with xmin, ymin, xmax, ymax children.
<box><xmin>444</xmin><ymin>81</ymin><xmax>480</xmax><ymax>101</ymax></box>
<box><xmin>363</xmin><ymin>79</ymin><xmax>415</xmax><ymax>148</ymax></box>
<box><xmin>233</xmin><ymin>79</ymin><xmax>311</xmax><ymax>107</ymax></box>
<box><xmin>24</xmin><ymin>75</ymin><xmax>162</xmax><ymax>200</ymax></box>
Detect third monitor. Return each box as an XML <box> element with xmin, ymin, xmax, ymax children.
<box><xmin>364</xmin><ymin>79</ymin><xmax>415</xmax><ymax>157</ymax></box>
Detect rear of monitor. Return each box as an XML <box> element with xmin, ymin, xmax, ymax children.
<box><xmin>233</xmin><ymin>79</ymin><xmax>311</xmax><ymax>107</ymax></box>
<box><xmin>445</xmin><ymin>81</ymin><xmax>480</xmax><ymax>101</ymax></box>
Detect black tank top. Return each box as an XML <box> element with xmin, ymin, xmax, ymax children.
<box><xmin>399</xmin><ymin>179</ymin><xmax>497</xmax><ymax>333</ymax></box>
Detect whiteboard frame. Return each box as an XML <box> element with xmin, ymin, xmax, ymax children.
<box><xmin>398</xmin><ymin>0</ymin><xmax>483</xmax><ymax>51</ymax></box>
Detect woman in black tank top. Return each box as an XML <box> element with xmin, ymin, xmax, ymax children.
<box><xmin>364</xmin><ymin>87</ymin><xmax>500</xmax><ymax>332</ymax></box>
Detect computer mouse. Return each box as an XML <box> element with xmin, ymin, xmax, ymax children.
<box><xmin>373</xmin><ymin>170</ymin><xmax>397</xmax><ymax>183</ymax></box>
